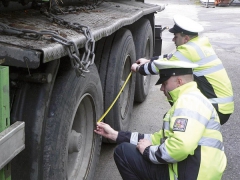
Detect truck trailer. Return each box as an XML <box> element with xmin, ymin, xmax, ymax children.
<box><xmin>0</xmin><ymin>0</ymin><xmax>165</xmax><ymax>179</ymax></box>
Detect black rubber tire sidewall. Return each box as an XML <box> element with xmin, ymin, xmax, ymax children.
<box><xmin>43</xmin><ymin>62</ymin><xmax>103</xmax><ymax>180</ymax></box>
<box><xmin>95</xmin><ymin>28</ymin><xmax>136</xmax><ymax>131</ymax></box>
<box><xmin>130</xmin><ymin>18</ymin><xmax>153</xmax><ymax>103</ymax></box>
<box><xmin>105</xmin><ymin>29</ymin><xmax>136</xmax><ymax>131</ymax></box>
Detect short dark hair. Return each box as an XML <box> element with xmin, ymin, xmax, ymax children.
<box><xmin>180</xmin><ymin>33</ymin><xmax>198</xmax><ymax>39</ymax></box>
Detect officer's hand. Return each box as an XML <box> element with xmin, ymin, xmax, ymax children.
<box><xmin>137</xmin><ymin>139</ymin><xmax>152</xmax><ymax>154</ymax></box>
<box><xmin>136</xmin><ymin>58</ymin><xmax>150</xmax><ymax>65</ymax></box>
<box><xmin>94</xmin><ymin>122</ymin><xmax>118</xmax><ymax>141</ymax></box>
<box><xmin>131</xmin><ymin>63</ymin><xmax>140</xmax><ymax>72</ymax></box>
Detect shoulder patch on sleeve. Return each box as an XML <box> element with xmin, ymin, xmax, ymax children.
<box><xmin>173</xmin><ymin>118</ymin><xmax>188</xmax><ymax>132</ymax></box>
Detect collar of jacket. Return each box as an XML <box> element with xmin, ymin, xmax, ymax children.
<box><xmin>169</xmin><ymin>81</ymin><xmax>198</xmax><ymax>103</ymax></box>
<box><xmin>176</xmin><ymin>36</ymin><xmax>211</xmax><ymax>50</ymax></box>
<box><xmin>177</xmin><ymin>36</ymin><xmax>199</xmax><ymax>49</ymax></box>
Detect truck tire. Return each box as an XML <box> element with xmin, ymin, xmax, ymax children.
<box><xmin>10</xmin><ymin>60</ymin><xmax>60</xmax><ymax>180</ymax></box>
<box><xmin>129</xmin><ymin>18</ymin><xmax>153</xmax><ymax>103</ymax></box>
<box><xmin>95</xmin><ymin>28</ymin><xmax>136</xmax><ymax>131</ymax></box>
<box><xmin>43</xmin><ymin>61</ymin><xmax>103</xmax><ymax>180</ymax></box>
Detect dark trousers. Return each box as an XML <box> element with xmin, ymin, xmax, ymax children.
<box><xmin>217</xmin><ymin>111</ymin><xmax>231</xmax><ymax>125</ymax></box>
<box><xmin>114</xmin><ymin>142</ymin><xmax>170</xmax><ymax>180</ymax></box>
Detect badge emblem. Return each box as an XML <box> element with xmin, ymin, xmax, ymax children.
<box><xmin>173</xmin><ymin>118</ymin><xmax>188</xmax><ymax>132</ymax></box>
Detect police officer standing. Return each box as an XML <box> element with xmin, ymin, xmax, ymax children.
<box><xmin>131</xmin><ymin>15</ymin><xmax>234</xmax><ymax>125</ymax></box>
<box><xmin>95</xmin><ymin>61</ymin><xmax>227</xmax><ymax>180</ymax></box>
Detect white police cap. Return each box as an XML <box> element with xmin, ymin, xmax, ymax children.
<box><xmin>169</xmin><ymin>15</ymin><xmax>204</xmax><ymax>35</ymax></box>
<box><xmin>154</xmin><ymin>60</ymin><xmax>198</xmax><ymax>85</ymax></box>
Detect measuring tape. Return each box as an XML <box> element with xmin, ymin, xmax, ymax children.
<box><xmin>97</xmin><ymin>71</ymin><xmax>132</xmax><ymax>122</ymax></box>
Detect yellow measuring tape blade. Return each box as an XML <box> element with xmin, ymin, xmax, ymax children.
<box><xmin>97</xmin><ymin>71</ymin><xmax>132</xmax><ymax>122</ymax></box>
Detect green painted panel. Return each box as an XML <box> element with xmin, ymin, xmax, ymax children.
<box><xmin>0</xmin><ymin>66</ymin><xmax>11</xmax><ymax>180</ymax></box>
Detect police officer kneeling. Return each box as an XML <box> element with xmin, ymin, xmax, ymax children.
<box><xmin>94</xmin><ymin>61</ymin><xmax>227</xmax><ymax>180</ymax></box>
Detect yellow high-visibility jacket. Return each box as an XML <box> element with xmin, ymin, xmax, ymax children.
<box><xmin>116</xmin><ymin>82</ymin><xmax>227</xmax><ymax>180</ymax></box>
<box><xmin>150</xmin><ymin>82</ymin><xmax>226</xmax><ymax>180</ymax></box>
<box><xmin>140</xmin><ymin>36</ymin><xmax>234</xmax><ymax>115</ymax></box>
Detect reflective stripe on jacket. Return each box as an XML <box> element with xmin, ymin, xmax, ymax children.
<box><xmin>151</xmin><ymin>82</ymin><xmax>226</xmax><ymax>180</ymax></box>
<box><xmin>139</xmin><ymin>36</ymin><xmax>234</xmax><ymax>115</ymax></box>
<box><xmin>116</xmin><ymin>82</ymin><xmax>227</xmax><ymax>180</ymax></box>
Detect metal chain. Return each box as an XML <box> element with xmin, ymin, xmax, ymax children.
<box><xmin>0</xmin><ymin>1</ymin><xmax>104</xmax><ymax>76</ymax></box>
<box><xmin>40</xmin><ymin>7</ymin><xmax>97</xmax><ymax>76</ymax></box>
<box><xmin>40</xmin><ymin>1</ymin><xmax>104</xmax><ymax>76</ymax></box>
<box><xmin>0</xmin><ymin>22</ymin><xmax>91</xmax><ymax>77</ymax></box>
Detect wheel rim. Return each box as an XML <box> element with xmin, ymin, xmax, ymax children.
<box><xmin>67</xmin><ymin>93</ymin><xmax>96</xmax><ymax>179</ymax></box>
<box><xmin>120</xmin><ymin>55</ymin><xmax>132</xmax><ymax>120</ymax></box>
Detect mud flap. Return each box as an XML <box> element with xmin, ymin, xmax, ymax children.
<box><xmin>153</xmin><ymin>25</ymin><xmax>163</xmax><ymax>56</ymax></box>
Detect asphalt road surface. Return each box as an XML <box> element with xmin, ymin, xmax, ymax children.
<box><xmin>94</xmin><ymin>1</ymin><xmax>240</xmax><ymax>179</ymax></box>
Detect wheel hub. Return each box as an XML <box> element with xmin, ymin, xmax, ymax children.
<box><xmin>68</xmin><ymin>130</ymin><xmax>82</xmax><ymax>153</ymax></box>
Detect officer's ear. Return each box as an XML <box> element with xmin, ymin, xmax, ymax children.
<box><xmin>176</xmin><ymin>76</ymin><xmax>184</xmax><ymax>86</ymax></box>
<box><xmin>184</xmin><ymin>35</ymin><xmax>191</xmax><ymax>43</ymax></box>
